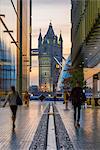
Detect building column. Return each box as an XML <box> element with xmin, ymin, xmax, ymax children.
<box><xmin>19</xmin><ymin>0</ymin><xmax>23</xmax><ymax>96</ymax></box>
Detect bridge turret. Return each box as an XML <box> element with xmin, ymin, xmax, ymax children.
<box><xmin>38</xmin><ymin>29</ymin><xmax>42</xmax><ymax>48</ymax></box>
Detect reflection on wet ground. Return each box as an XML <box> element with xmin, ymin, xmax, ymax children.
<box><xmin>0</xmin><ymin>101</ymin><xmax>100</xmax><ymax>150</ymax></box>
<box><xmin>56</xmin><ymin>102</ymin><xmax>100</xmax><ymax>150</ymax></box>
<box><xmin>0</xmin><ymin>101</ymin><xmax>47</xmax><ymax>150</ymax></box>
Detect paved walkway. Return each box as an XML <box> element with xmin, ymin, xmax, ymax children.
<box><xmin>0</xmin><ymin>101</ymin><xmax>47</xmax><ymax>150</ymax></box>
<box><xmin>56</xmin><ymin>102</ymin><xmax>100</xmax><ymax>150</ymax></box>
<box><xmin>0</xmin><ymin>101</ymin><xmax>100</xmax><ymax>150</ymax></box>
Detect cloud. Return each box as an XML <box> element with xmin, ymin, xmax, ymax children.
<box><xmin>30</xmin><ymin>67</ymin><xmax>39</xmax><ymax>85</ymax></box>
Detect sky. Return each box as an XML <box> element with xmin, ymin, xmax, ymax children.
<box><xmin>30</xmin><ymin>0</ymin><xmax>71</xmax><ymax>85</ymax></box>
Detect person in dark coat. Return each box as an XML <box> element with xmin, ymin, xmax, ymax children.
<box><xmin>54</xmin><ymin>95</ymin><xmax>56</xmax><ymax>104</ymax></box>
<box><xmin>70</xmin><ymin>81</ymin><xmax>86</xmax><ymax>127</ymax></box>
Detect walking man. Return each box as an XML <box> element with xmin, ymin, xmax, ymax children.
<box><xmin>54</xmin><ymin>95</ymin><xmax>56</xmax><ymax>104</ymax></box>
<box><xmin>71</xmin><ymin>81</ymin><xmax>86</xmax><ymax>127</ymax></box>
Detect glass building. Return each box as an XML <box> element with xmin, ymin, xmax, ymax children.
<box><xmin>71</xmin><ymin>0</ymin><xmax>100</xmax><ymax>67</ymax></box>
<box><xmin>71</xmin><ymin>0</ymin><xmax>100</xmax><ymax>98</ymax></box>
<box><xmin>58</xmin><ymin>56</ymin><xmax>72</xmax><ymax>92</ymax></box>
<box><xmin>0</xmin><ymin>0</ymin><xmax>31</xmax><ymax>96</ymax></box>
<box><xmin>0</xmin><ymin>0</ymin><xmax>17</xmax><ymax>96</ymax></box>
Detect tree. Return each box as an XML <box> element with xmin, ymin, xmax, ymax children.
<box><xmin>70</xmin><ymin>67</ymin><xmax>84</xmax><ymax>88</ymax></box>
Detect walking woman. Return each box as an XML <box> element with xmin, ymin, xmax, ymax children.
<box><xmin>3</xmin><ymin>86</ymin><xmax>19</xmax><ymax>130</ymax></box>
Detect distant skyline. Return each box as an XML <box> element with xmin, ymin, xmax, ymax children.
<box><xmin>30</xmin><ymin>0</ymin><xmax>71</xmax><ymax>85</ymax></box>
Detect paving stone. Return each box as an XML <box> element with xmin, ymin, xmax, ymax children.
<box><xmin>0</xmin><ymin>101</ymin><xmax>47</xmax><ymax>150</ymax></box>
<box><xmin>56</xmin><ymin>102</ymin><xmax>100</xmax><ymax>150</ymax></box>
<box><xmin>29</xmin><ymin>104</ymin><xmax>50</xmax><ymax>150</ymax></box>
<box><xmin>1</xmin><ymin>101</ymin><xmax>100</xmax><ymax>150</ymax></box>
<box><xmin>53</xmin><ymin>104</ymin><xmax>74</xmax><ymax>150</ymax></box>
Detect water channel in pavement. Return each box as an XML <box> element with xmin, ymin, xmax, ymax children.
<box><xmin>47</xmin><ymin>104</ymin><xmax>56</xmax><ymax>150</ymax></box>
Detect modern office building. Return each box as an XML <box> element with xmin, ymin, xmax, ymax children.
<box><xmin>71</xmin><ymin>0</ymin><xmax>100</xmax><ymax>97</ymax></box>
<box><xmin>0</xmin><ymin>0</ymin><xmax>17</xmax><ymax>96</ymax></box>
<box><xmin>38</xmin><ymin>23</ymin><xmax>63</xmax><ymax>93</ymax></box>
<box><xmin>71</xmin><ymin>0</ymin><xmax>100</xmax><ymax>67</ymax></box>
<box><xmin>0</xmin><ymin>0</ymin><xmax>31</xmax><ymax>96</ymax></box>
<box><xmin>17</xmin><ymin>0</ymin><xmax>31</xmax><ymax>93</ymax></box>
<box><xmin>58</xmin><ymin>55</ymin><xmax>72</xmax><ymax>92</ymax></box>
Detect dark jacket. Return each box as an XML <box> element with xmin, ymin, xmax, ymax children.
<box><xmin>70</xmin><ymin>87</ymin><xmax>86</xmax><ymax>106</ymax></box>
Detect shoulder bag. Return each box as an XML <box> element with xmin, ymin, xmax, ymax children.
<box><xmin>16</xmin><ymin>93</ymin><xmax>23</xmax><ymax>105</ymax></box>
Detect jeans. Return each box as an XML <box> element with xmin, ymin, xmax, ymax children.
<box><xmin>74</xmin><ymin>105</ymin><xmax>81</xmax><ymax>123</ymax></box>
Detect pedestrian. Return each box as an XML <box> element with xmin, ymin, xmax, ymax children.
<box><xmin>64</xmin><ymin>90</ymin><xmax>69</xmax><ymax>110</ymax></box>
<box><xmin>39</xmin><ymin>94</ymin><xmax>45</xmax><ymax>102</ymax></box>
<box><xmin>70</xmin><ymin>81</ymin><xmax>86</xmax><ymax>127</ymax></box>
<box><xmin>54</xmin><ymin>95</ymin><xmax>56</xmax><ymax>104</ymax></box>
<box><xmin>3</xmin><ymin>86</ymin><xmax>20</xmax><ymax>130</ymax></box>
<box><xmin>24</xmin><ymin>91</ymin><xmax>30</xmax><ymax>107</ymax></box>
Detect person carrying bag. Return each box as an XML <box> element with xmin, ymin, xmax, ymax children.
<box><xmin>16</xmin><ymin>92</ymin><xmax>23</xmax><ymax>105</ymax></box>
<box><xmin>3</xmin><ymin>86</ymin><xmax>22</xmax><ymax>130</ymax></box>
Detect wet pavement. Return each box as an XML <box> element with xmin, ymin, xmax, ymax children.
<box><xmin>0</xmin><ymin>101</ymin><xmax>100</xmax><ymax>150</ymax></box>
<box><xmin>0</xmin><ymin>101</ymin><xmax>47</xmax><ymax>150</ymax></box>
<box><xmin>56</xmin><ymin>102</ymin><xmax>100</xmax><ymax>150</ymax></box>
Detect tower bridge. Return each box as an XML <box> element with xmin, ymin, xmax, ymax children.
<box><xmin>31</xmin><ymin>23</ymin><xmax>63</xmax><ymax>93</ymax></box>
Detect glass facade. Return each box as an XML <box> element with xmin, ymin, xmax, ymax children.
<box><xmin>0</xmin><ymin>0</ymin><xmax>17</xmax><ymax>96</ymax></box>
<box><xmin>58</xmin><ymin>56</ymin><xmax>71</xmax><ymax>91</ymax></box>
<box><xmin>71</xmin><ymin>0</ymin><xmax>100</xmax><ymax>97</ymax></box>
<box><xmin>71</xmin><ymin>0</ymin><xmax>100</xmax><ymax>67</ymax></box>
